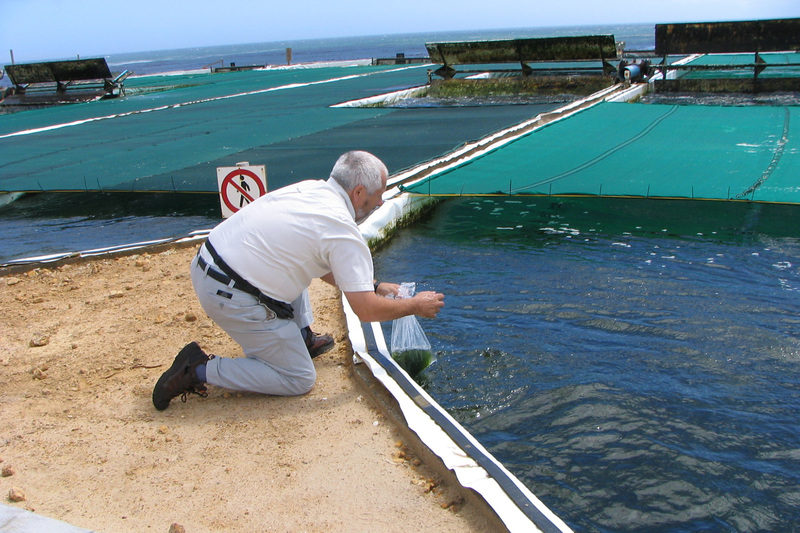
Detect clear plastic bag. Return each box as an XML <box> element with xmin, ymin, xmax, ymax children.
<box><xmin>390</xmin><ymin>282</ymin><xmax>436</xmax><ymax>376</ymax></box>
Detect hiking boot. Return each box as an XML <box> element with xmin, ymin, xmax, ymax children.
<box><xmin>303</xmin><ymin>327</ymin><xmax>334</xmax><ymax>359</ymax></box>
<box><xmin>152</xmin><ymin>342</ymin><xmax>210</xmax><ymax>410</ymax></box>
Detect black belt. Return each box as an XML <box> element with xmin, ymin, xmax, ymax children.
<box><xmin>197</xmin><ymin>254</ymin><xmax>236</xmax><ymax>287</ymax></box>
<box><xmin>197</xmin><ymin>241</ymin><xmax>294</xmax><ymax>319</ymax></box>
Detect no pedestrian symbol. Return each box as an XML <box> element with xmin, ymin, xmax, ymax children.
<box><xmin>216</xmin><ymin>163</ymin><xmax>267</xmax><ymax>218</ymax></box>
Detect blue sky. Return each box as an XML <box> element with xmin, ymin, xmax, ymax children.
<box><xmin>2</xmin><ymin>0</ymin><xmax>799</xmax><ymax>62</ymax></box>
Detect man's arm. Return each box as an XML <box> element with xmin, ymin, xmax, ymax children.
<box><xmin>345</xmin><ymin>290</ymin><xmax>444</xmax><ymax>323</ymax></box>
<box><xmin>321</xmin><ymin>273</ymin><xmax>399</xmax><ymax>299</ymax></box>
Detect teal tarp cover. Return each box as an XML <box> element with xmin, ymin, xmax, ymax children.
<box><xmin>3</xmin><ymin>60</ymin><xmax>798</xmax><ymax>204</ymax></box>
<box><xmin>402</xmin><ymin>101</ymin><xmax>798</xmax><ymax>204</ymax></box>
<box><xmin>682</xmin><ymin>51</ymin><xmax>800</xmax><ymax>79</ymax></box>
<box><xmin>0</xmin><ymin>65</ymin><xmax>556</xmax><ymax>193</ymax></box>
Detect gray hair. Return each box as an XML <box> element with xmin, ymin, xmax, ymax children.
<box><xmin>329</xmin><ymin>151</ymin><xmax>387</xmax><ymax>194</ymax></box>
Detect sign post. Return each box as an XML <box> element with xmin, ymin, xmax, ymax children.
<box><xmin>216</xmin><ymin>162</ymin><xmax>267</xmax><ymax>218</ymax></box>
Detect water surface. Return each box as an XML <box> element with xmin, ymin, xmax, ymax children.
<box><xmin>375</xmin><ymin>197</ymin><xmax>800</xmax><ymax>532</ymax></box>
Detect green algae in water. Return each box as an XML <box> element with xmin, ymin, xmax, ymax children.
<box><xmin>391</xmin><ymin>349</ymin><xmax>434</xmax><ymax>377</ymax></box>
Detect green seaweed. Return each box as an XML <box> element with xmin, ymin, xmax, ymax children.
<box><xmin>391</xmin><ymin>349</ymin><xmax>435</xmax><ymax>377</ymax></box>
<box><xmin>427</xmin><ymin>76</ymin><xmax>612</xmax><ymax>97</ymax></box>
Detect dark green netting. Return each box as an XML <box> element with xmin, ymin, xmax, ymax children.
<box><xmin>0</xmin><ymin>65</ymin><xmax>434</xmax><ymax>192</ymax></box>
<box><xmin>6</xmin><ymin>61</ymin><xmax>797</xmax><ymax>201</ymax></box>
<box><xmin>126</xmin><ymin>104</ymin><xmax>560</xmax><ymax>192</ymax></box>
<box><xmin>401</xmin><ymin>101</ymin><xmax>799</xmax><ymax>204</ymax></box>
<box><xmin>0</xmin><ymin>64</ymin><xmax>562</xmax><ymax>193</ymax></box>
<box><xmin>0</xmin><ymin>66</ymin><xmax>399</xmax><ymax>136</ymax></box>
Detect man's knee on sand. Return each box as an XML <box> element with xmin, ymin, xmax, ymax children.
<box><xmin>206</xmin><ymin>354</ymin><xmax>317</xmax><ymax>396</ymax></box>
<box><xmin>272</xmin><ymin>365</ymin><xmax>316</xmax><ymax>396</ymax></box>
<box><xmin>236</xmin><ymin>371</ymin><xmax>315</xmax><ymax>396</ymax></box>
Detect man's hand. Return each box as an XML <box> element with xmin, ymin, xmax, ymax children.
<box><xmin>345</xmin><ymin>289</ymin><xmax>445</xmax><ymax>323</ymax></box>
<box><xmin>411</xmin><ymin>291</ymin><xmax>445</xmax><ymax>319</ymax></box>
<box><xmin>375</xmin><ymin>282</ymin><xmax>400</xmax><ymax>298</ymax></box>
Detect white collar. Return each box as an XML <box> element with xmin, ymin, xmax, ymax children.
<box><xmin>326</xmin><ymin>178</ymin><xmax>356</xmax><ymax>220</ymax></box>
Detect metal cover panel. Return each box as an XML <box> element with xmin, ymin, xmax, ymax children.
<box><xmin>655</xmin><ymin>18</ymin><xmax>800</xmax><ymax>55</ymax></box>
<box><xmin>5</xmin><ymin>58</ymin><xmax>112</xmax><ymax>85</ymax></box>
<box><xmin>426</xmin><ymin>35</ymin><xmax>617</xmax><ymax>66</ymax></box>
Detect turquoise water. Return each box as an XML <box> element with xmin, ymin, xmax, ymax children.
<box><xmin>0</xmin><ymin>192</ymin><xmax>218</xmax><ymax>261</ymax></box>
<box><xmin>375</xmin><ymin>197</ymin><xmax>800</xmax><ymax>532</ymax></box>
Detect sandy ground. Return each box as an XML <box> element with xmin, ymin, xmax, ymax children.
<box><xmin>0</xmin><ymin>243</ymin><xmax>495</xmax><ymax>532</ymax></box>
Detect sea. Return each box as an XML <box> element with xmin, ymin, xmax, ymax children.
<box><xmin>3</xmin><ymin>24</ymin><xmax>800</xmax><ymax>532</ymax></box>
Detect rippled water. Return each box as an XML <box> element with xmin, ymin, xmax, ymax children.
<box><xmin>374</xmin><ymin>196</ymin><xmax>800</xmax><ymax>532</ymax></box>
<box><xmin>0</xmin><ymin>192</ymin><xmax>219</xmax><ymax>263</ymax></box>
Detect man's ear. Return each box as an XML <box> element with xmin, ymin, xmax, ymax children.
<box><xmin>351</xmin><ymin>184</ymin><xmax>367</xmax><ymax>201</ymax></box>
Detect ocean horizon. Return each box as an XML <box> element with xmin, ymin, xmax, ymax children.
<box><xmin>3</xmin><ymin>23</ymin><xmax>655</xmax><ymax>84</ymax></box>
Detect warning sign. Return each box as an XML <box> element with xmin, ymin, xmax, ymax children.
<box><xmin>216</xmin><ymin>162</ymin><xmax>267</xmax><ymax>218</ymax></box>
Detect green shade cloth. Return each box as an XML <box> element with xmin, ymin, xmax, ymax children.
<box><xmin>0</xmin><ymin>64</ymin><xmax>556</xmax><ymax>193</ymax></box>
<box><xmin>402</xmin><ymin>101</ymin><xmax>799</xmax><ymax>204</ymax></box>
<box><xmin>682</xmin><ymin>51</ymin><xmax>800</xmax><ymax>79</ymax></box>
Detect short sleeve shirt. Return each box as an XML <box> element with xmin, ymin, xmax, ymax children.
<box><xmin>206</xmin><ymin>179</ymin><xmax>374</xmax><ymax>303</ymax></box>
